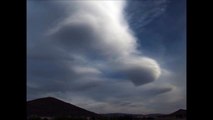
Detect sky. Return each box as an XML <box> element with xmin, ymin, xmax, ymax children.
<box><xmin>27</xmin><ymin>0</ymin><xmax>186</xmax><ymax>114</ymax></box>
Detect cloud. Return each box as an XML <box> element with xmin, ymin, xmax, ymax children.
<box><xmin>44</xmin><ymin>0</ymin><xmax>161</xmax><ymax>86</ymax></box>
<box><xmin>114</xmin><ymin>56</ymin><xmax>161</xmax><ymax>86</ymax></box>
<box><xmin>47</xmin><ymin>2</ymin><xmax>137</xmax><ymax>58</ymax></box>
<box><xmin>125</xmin><ymin>0</ymin><xmax>168</xmax><ymax>32</ymax></box>
<box><xmin>27</xmin><ymin>0</ymin><xmax>162</xmax><ymax>98</ymax></box>
<box><xmin>50</xmin><ymin>80</ymin><xmax>174</xmax><ymax>114</ymax></box>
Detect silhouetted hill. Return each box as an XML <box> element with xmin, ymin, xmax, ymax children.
<box><xmin>27</xmin><ymin>97</ymin><xmax>98</xmax><ymax>117</ymax></box>
<box><xmin>101</xmin><ymin>109</ymin><xmax>186</xmax><ymax>120</ymax></box>
<box><xmin>167</xmin><ymin>109</ymin><xmax>186</xmax><ymax>118</ymax></box>
<box><xmin>101</xmin><ymin>113</ymin><xmax>142</xmax><ymax>117</ymax></box>
<box><xmin>146</xmin><ymin>113</ymin><xmax>165</xmax><ymax>117</ymax></box>
<box><xmin>155</xmin><ymin>109</ymin><xmax>186</xmax><ymax>119</ymax></box>
<box><xmin>27</xmin><ymin>97</ymin><xmax>186</xmax><ymax>120</ymax></box>
<box><xmin>169</xmin><ymin>109</ymin><xmax>186</xmax><ymax>116</ymax></box>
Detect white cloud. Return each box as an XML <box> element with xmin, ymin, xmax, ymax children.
<box><xmin>44</xmin><ymin>0</ymin><xmax>162</xmax><ymax>86</ymax></box>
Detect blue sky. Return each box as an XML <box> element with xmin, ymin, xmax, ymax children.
<box><xmin>126</xmin><ymin>0</ymin><xmax>186</xmax><ymax>67</ymax></box>
<box><xmin>27</xmin><ymin>0</ymin><xmax>186</xmax><ymax>114</ymax></box>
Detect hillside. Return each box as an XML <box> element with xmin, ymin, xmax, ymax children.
<box><xmin>27</xmin><ymin>97</ymin><xmax>98</xmax><ymax>118</ymax></box>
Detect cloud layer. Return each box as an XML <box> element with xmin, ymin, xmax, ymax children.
<box><xmin>28</xmin><ymin>0</ymin><xmax>161</xmax><ymax>87</ymax></box>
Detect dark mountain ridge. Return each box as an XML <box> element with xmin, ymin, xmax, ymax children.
<box><xmin>27</xmin><ymin>97</ymin><xmax>98</xmax><ymax>117</ymax></box>
<box><xmin>27</xmin><ymin>97</ymin><xmax>186</xmax><ymax>120</ymax></box>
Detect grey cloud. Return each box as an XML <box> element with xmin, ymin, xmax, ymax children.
<box><xmin>121</xmin><ymin>66</ymin><xmax>157</xmax><ymax>86</ymax></box>
<box><xmin>68</xmin><ymin>80</ymin><xmax>173</xmax><ymax>103</ymax></box>
<box><xmin>61</xmin><ymin>82</ymin><xmax>174</xmax><ymax>114</ymax></box>
<box><xmin>110</xmin><ymin>56</ymin><xmax>161</xmax><ymax>86</ymax></box>
<box><xmin>27</xmin><ymin>0</ymin><xmax>69</xmax><ymax>48</ymax></box>
<box><xmin>50</xmin><ymin>22</ymin><xmax>100</xmax><ymax>56</ymax></box>
<box><xmin>143</xmin><ymin>87</ymin><xmax>172</xmax><ymax>96</ymax></box>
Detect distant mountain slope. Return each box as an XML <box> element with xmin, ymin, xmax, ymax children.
<box><xmin>27</xmin><ymin>97</ymin><xmax>98</xmax><ymax>117</ymax></box>
<box><xmin>156</xmin><ymin>109</ymin><xmax>186</xmax><ymax>119</ymax></box>
<box><xmin>101</xmin><ymin>113</ymin><xmax>141</xmax><ymax>117</ymax></box>
<box><xmin>169</xmin><ymin>109</ymin><xmax>186</xmax><ymax>116</ymax></box>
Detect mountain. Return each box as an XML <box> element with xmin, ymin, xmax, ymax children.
<box><xmin>27</xmin><ymin>97</ymin><xmax>98</xmax><ymax>118</ymax></box>
<box><xmin>101</xmin><ymin>113</ymin><xmax>141</xmax><ymax>117</ymax></box>
<box><xmin>156</xmin><ymin>109</ymin><xmax>186</xmax><ymax>119</ymax></box>
<box><xmin>27</xmin><ymin>97</ymin><xmax>186</xmax><ymax>120</ymax></box>
<box><xmin>145</xmin><ymin>113</ymin><xmax>165</xmax><ymax>117</ymax></box>
<box><xmin>168</xmin><ymin>109</ymin><xmax>186</xmax><ymax>118</ymax></box>
<box><xmin>169</xmin><ymin>109</ymin><xmax>186</xmax><ymax>115</ymax></box>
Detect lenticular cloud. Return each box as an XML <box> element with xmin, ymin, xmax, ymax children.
<box><xmin>29</xmin><ymin>0</ymin><xmax>161</xmax><ymax>86</ymax></box>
